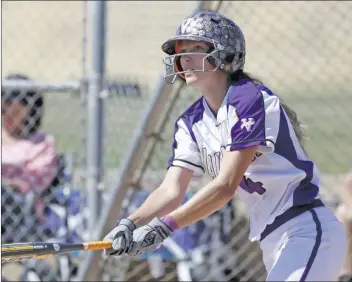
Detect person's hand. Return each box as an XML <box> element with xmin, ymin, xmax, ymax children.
<box><xmin>128</xmin><ymin>217</ymin><xmax>173</xmax><ymax>256</ymax></box>
<box><xmin>103</xmin><ymin>218</ymin><xmax>136</xmax><ymax>256</ymax></box>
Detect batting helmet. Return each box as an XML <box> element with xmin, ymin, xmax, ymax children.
<box><xmin>161</xmin><ymin>11</ymin><xmax>246</xmax><ymax>84</ymax></box>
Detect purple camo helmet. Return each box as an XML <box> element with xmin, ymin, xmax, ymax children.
<box><xmin>161</xmin><ymin>11</ymin><xmax>246</xmax><ymax>83</ymax></box>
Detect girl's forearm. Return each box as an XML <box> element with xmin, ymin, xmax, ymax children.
<box><xmin>169</xmin><ymin>178</ymin><xmax>234</xmax><ymax>229</ymax></box>
<box><xmin>128</xmin><ymin>187</ymin><xmax>185</xmax><ymax>228</ymax></box>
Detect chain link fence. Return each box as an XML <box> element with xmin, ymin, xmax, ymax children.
<box><xmin>2</xmin><ymin>1</ymin><xmax>351</xmax><ymax>281</ymax></box>
<box><xmin>217</xmin><ymin>1</ymin><xmax>352</xmax><ymax>176</ymax></box>
<box><xmin>1</xmin><ymin>1</ymin><xmax>198</xmax><ymax>281</ymax></box>
<box><xmin>1</xmin><ymin>79</ymin><xmax>88</xmax><ymax>281</ymax></box>
<box><xmin>95</xmin><ymin>1</ymin><xmax>352</xmax><ymax>281</ymax></box>
<box><xmin>2</xmin><ymin>2</ymin><xmax>89</xmax><ymax>280</ymax></box>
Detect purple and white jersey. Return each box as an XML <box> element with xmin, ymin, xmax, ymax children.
<box><xmin>167</xmin><ymin>79</ymin><xmax>322</xmax><ymax>241</ymax></box>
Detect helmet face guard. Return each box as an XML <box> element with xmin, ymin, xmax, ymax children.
<box><xmin>161</xmin><ymin>11</ymin><xmax>246</xmax><ymax>84</ymax></box>
<box><xmin>162</xmin><ymin>40</ymin><xmax>222</xmax><ymax>84</ymax></box>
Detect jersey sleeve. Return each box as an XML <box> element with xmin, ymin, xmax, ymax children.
<box><xmin>167</xmin><ymin>117</ymin><xmax>204</xmax><ymax>176</ymax></box>
<box><xmin>225</xmin><ymin>81</ymin><xmax>281</xmax><ymax>153</ymax></box>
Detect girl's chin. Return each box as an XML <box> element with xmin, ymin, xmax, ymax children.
<box><xmin>185</xmin><ymin>76</ymin><xmax>199</xmax><ymax>86</ymax></box>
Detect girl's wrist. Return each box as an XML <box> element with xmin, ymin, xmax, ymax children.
<box><xmin>161</xmin><ymin>215</ymin><xmax>179</xmax><ymax>231</ymax></box>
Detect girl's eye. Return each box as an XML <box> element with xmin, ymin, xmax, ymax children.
<box><xmin>194</xmin><ymin>46</ymin><xmax>204</xmax><ymax>52</ymax></box>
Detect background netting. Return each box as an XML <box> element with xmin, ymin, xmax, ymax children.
<box><xmin>2</xmin><ymin>1</ymin><xmax>351</xmax><ymax>281</ymax></box>
<box><xmin>98</xmin><ymin>2</ymin><xmax>352</xmax><ymax>281</ymax></box>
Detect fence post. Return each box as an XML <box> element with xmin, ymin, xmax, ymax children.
<box><xmin>86</xmin><ymin>0</ymin><xmax>106</xmax><ymax>236</ymax></box>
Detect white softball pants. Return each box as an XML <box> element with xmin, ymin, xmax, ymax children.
<box><xmin>259</xmin><ymin>203</ymin><xmax>347</xmax><ymax>281</ymax></box>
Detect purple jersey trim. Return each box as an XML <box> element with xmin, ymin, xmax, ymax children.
<box><xmin>274</xmin><ymin>107</ymin><xmax>319</xmax><ymax>206</ymax></box>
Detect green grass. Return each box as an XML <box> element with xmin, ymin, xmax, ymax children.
<box><xmin>41</xmin><ymin>90</ymin><xmax>352</xmax><ymax>174</ymax></box>
<box><xmin>283</xmin><ymin>94</ymin><xmax>352</xmax><ymax>173</ymax></box>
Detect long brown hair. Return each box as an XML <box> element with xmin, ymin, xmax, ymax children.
<box><xmin>229</xmin><ymin>70</ymin><xmax>308</xmax><ymax>151</ymax></box>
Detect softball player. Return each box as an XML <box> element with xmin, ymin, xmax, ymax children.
<box><xmin>104</xmin><ymin>11</ymin><xmax>347</xmax><ymax>281</ymax></box>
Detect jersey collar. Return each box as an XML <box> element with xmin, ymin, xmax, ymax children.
<box><xmin>202</xmin><ymin>91</ymin><xmax>229</xmax><ymax>126</ymax></box>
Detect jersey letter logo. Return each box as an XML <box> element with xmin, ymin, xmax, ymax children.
<box><xmin>241</xmin><ymin>118</ymin><xmax>255</xmax><ymax>131</ymax></box>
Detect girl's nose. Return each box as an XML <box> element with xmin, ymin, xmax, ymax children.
<box><xmin>180</xmin><ymin>54</ymin><xmax>192</xmax><ymax>68</ymax></box>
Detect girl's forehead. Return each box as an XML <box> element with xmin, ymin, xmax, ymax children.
<box><xmin>178</xmin><ymin>40</ymin><xmax>208</xmax><ymax>49</ymax></box>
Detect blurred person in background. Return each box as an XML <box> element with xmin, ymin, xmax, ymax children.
<box><xmin>337</xmin><ymin>170</ymin><xmax>352</xmax><ymax>281</ymax></box>
<box><xmin>1</xmin><ymin>73</ymin><xmax>58</xmax><ymax>234</ymax></box>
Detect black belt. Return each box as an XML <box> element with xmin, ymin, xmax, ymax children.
<box><xmin>259</xmin><ymin>199</ymin><xmax>325</xmax><ymax>242</ymax></box>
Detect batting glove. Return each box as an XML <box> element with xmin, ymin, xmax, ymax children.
<box><xmin>103</xmin><ymin>218</ymin><xmax>136</xmax><ymax>256</ymax></box>
<box><xmin>128</xmin><ymin>217</ymin><xmax>173</xmax><ymax>256</ymax></box>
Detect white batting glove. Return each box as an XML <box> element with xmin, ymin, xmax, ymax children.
<box><xmin>128</xmin><ymin>217</ymin><xmax>173</xmax><ymax>256</ymax></box>
<box><xmin>103</xmin><ymin>218</ymin><xmax>136</xmax><ymax>256</ymax></box>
